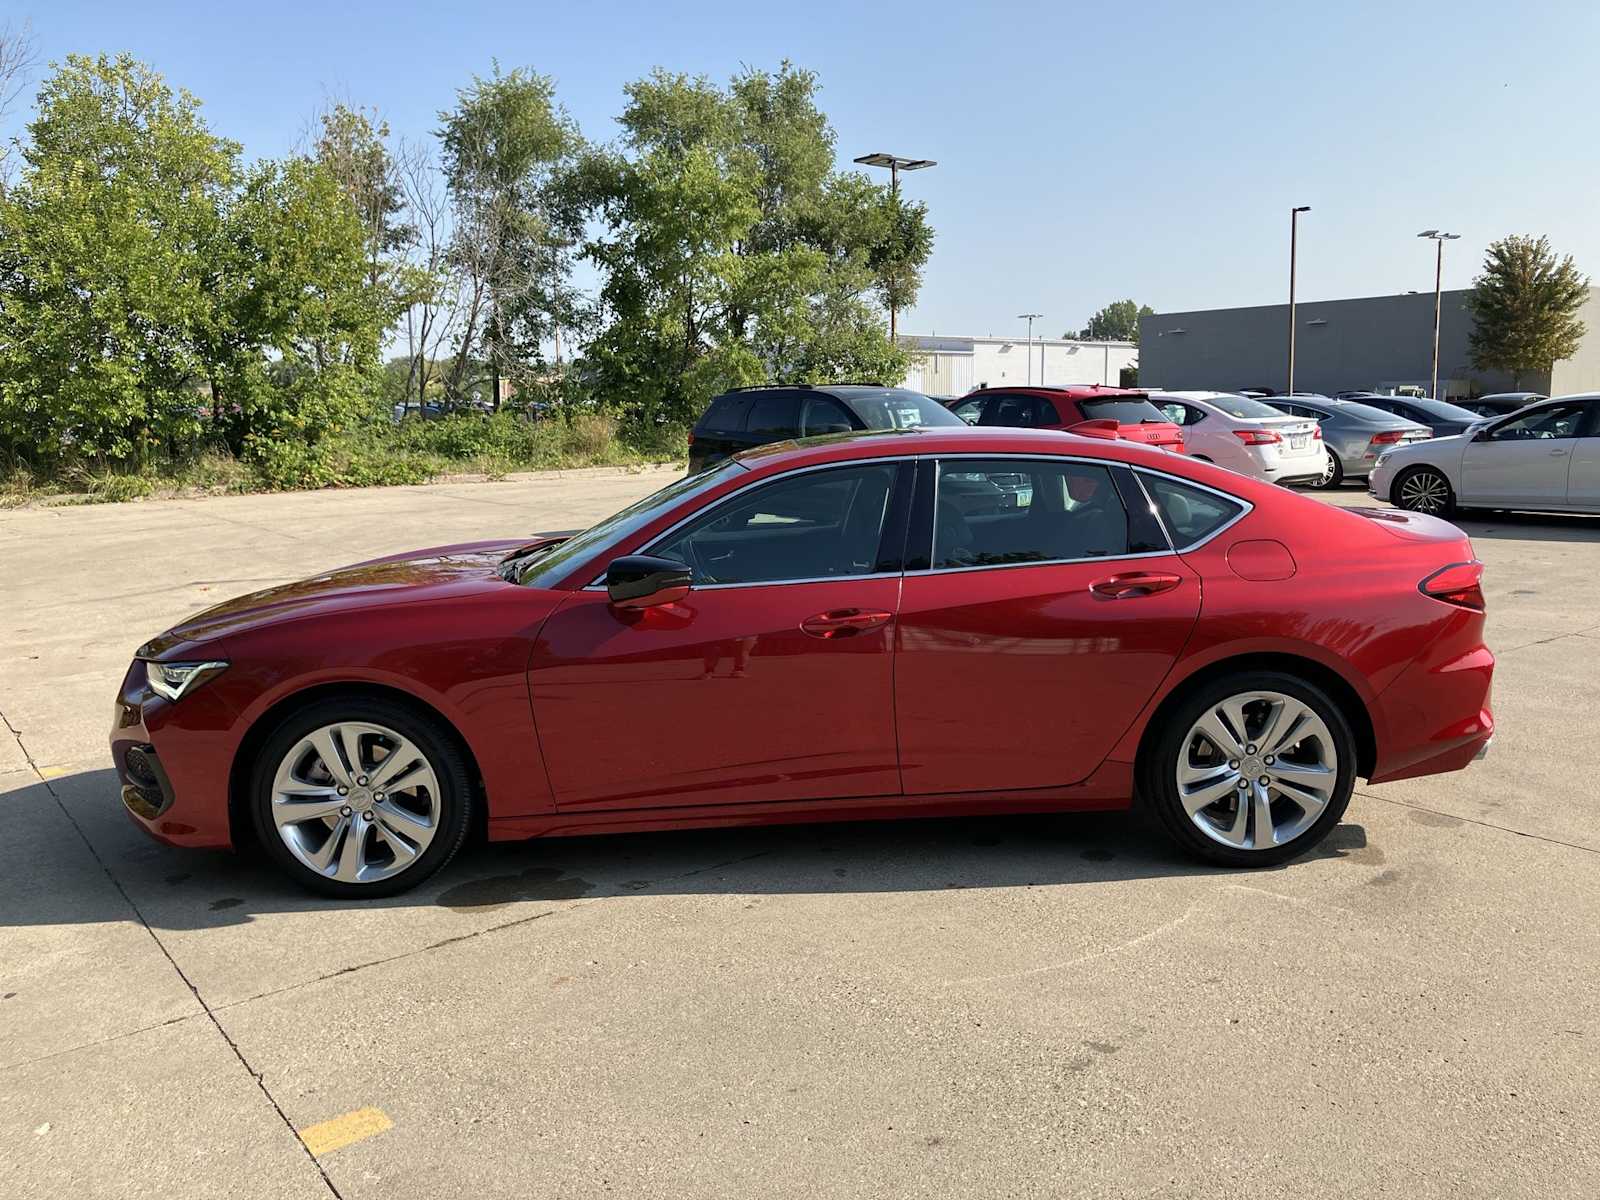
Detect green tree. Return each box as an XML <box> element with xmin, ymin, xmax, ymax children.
<box><xmin>576</xmin><ymin>63</ymin><xmax>924</xmax><ymax>433</ymax></box>
<box><xmin>1069</xmin><ymin>299</ymin><xmax>1154</xmax><ymax>344</ymax></box>
<box><xmin>0</xmin><ymin>53</ymin><xmax>237</xmax><ymax>466</ymax></box>
<box><xmin>312</xmin><ymin>103</ymin><xmax>411</xmax><ymax>308</ymax></box>
<box><xmin>1467</xmin><ymin>235</ymin><xmax>1589</xmax><ymax>387</ymax></box>
<box><xmin>437</xmin><ymin>66</ymin><xmax>584</xmax><ymax>408</ymax></box>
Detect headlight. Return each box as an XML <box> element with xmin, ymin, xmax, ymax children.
<box><xmin>142</xmin><ymin>659</ymin><xmax>229</xmax><ymax>703</ymax></box>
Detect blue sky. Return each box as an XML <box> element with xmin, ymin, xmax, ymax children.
<box><xmin>8</xmin><ymin>0</ymin><xmax>1600</xmax><ymax>339</ymax></box>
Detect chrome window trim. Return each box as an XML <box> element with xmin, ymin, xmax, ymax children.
<box><xmin>1130</xmin><ymin>465</ymin><xmax>1254</xmax><ymax>551</ymax></box>
<box><xmin>584</xmin><ymin>456</ymin><xmax>917</xmax><ymax>590</ymax></box>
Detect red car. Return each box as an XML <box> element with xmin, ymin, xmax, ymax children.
<box><xmin>112</xmin><ymin>428</ymin><xmax>1494</xmax><ymax>896</ymax></box>
<box><xmin>948</xmin><ymin>385</ymin><xmax>1187</xmax><ymax>452</ymax></box>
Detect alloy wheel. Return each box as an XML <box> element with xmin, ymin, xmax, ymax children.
<box><xmin>1397</xmin><ymin>469</ymin><xmax>1450</xmax><ymax>514</ymax></box>
<box><xmin>1175</xmin><ymin>691</ymin><xmax>1338</xmax><ymax>851</ymax></box>
<box><xmin>269</xmin><ymin>721</ymin><xmax>441</xmax><ymax>885</ymax></box>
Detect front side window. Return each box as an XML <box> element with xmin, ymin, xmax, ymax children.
<box><xmin>950</xmin><ymin>397</ymin><xmax>984</xmax><ymax>425</ymax></box>
<box><xmin>799</xmin><ymin>395</ymin><xmax>857</xmax><ymax>437</ymax></box>
<box><xmin>1488</xmin><ymin>403</ymin><xmax>1587</xmax><ymax>441</ymax></box>
<box><xmin>933</xmin><ymin>459</ymin><xmax>1131</xmax><ymax>568</ymax></box>
<box><xmin>652</xmin><ymin>463</ymin><xmax>899</xmax><ymax>585</ymax></box>
<box><xmin>1140</xmin><ymin>474</ymin><xmax>1246</xmax><ymax>549</ymax></box>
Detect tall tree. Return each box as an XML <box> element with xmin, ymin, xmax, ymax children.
<box><xmin>0</xmin><ymin>18</ymin><xmax>39</xmax><ymax>185</ymax></box>
<box><xmin>1467</xmin><ymin>235</ymin><xmax>1590</xmax><ymax>387</ymax></box>
<box><xmin>437</xmin><ymin>66</ymin><xmax>584</xmax><ymax>408</ymax></box>
<box><xmin>312</xmin><ymin>102</ymin><xmax>411</xmax><ymax>308</ymax></box>
<box><xmin>1069</xmin><ymin>299</ymin><xmax>1154</xmax><ymax>344</ymax></box>
<box><xmin>0</xmin><ymin>53</ymin><xmax>237</xmax><ymax>465</ymax></box>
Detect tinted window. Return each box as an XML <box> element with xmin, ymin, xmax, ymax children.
<box><xmin>799</xmin><ymin>395</ymin><xmax>858</xmax><ymax>437</ymax></box>
<box><xmin>1489</xmin><ymin>403</ymin><xmax>1587</xmax><ymax>440</ymax></box>
<box><xmin>1078</xmin><ymin>398</ymin><xmax>1169</xmax><ymax>424</ymax></box>
<box><xmin>1140</xmin><ymin>474</ymin><xmax>1246</xmax><ymax>549</ymax></box>
<box><xmin>698</xmin><ymin>394</ymin><xmax>751</xmax><ymax>434</ymax></box>
<box><xmin>950</xmin><ymin>397</ymin><xmax>984</xmax><ymax>425</ymax></box>
<box><xmin>844</xmin><ymin>390</ymin><xmax>964</xmax><ymax>429</ymax></box>
<box><xmin>747</xmin><ymin>393</ymin><xmax>800</xmax><ymax>438</ymax></box>
<box><xmin>934</xmin><ymin>459</ymin><xmax>1130</xmax><ymax>568</ymax></box>
<box><xmin>652</xmin><ymin>464</ymin><xmax>898</xmax><ymax>585</ymax></box>
<box><xmin>977</xmin><ymin>394</ymin><xmax>1054</xmax><ymax>428</ymax></box>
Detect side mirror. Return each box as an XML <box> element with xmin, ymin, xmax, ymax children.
<box><xmin>607</xmin><ymin>555</ymin><xmax>692</xmax><ymax>610</ymax></box>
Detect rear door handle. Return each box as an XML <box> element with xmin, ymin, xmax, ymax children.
<box><xmin>1551</xmin><ymin>447</ymin><xmax>1569</xmax><ymax>456</ymax></box>
<box><xmin>1090</xmin><ymin>571</ymin><xmax>1183</xmax><ymax>599</ymax></box>
<box><xmin>800</xmin><ymin>608</ymin><xmax>893</xmax><ymax>639</ymax></box>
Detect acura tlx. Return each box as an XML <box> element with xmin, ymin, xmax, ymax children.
<box><xmin>112</xmin><ymin>427</ymin><xmax>1494</xmax><ymax>897</ymax></box>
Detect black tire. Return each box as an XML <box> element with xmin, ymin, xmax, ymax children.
<box><xmin>1392</xmin><ymin>465</ymin><xmax>1456</xmax><ymax>518</ymax></box>
<box><xmin>1138</xmin><ymin>670</ymin><xmax>1357</xmax><ymax>868</ymax></box>
<box><xmin>249</xmin><ymin>696</ymin><xmax>474</xmax><ymax>898</ymax></box>
<box><xmin>1311</xmin><ymin>450</ymin><xmax>1344</xmax><ymax>489</ymax></box>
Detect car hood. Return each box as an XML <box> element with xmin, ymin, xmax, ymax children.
<box><xmin>142</xmin><ymin>534</ymin><xmax>572</xmax><ymax>656</ymax></box>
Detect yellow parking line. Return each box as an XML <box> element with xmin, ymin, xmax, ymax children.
<box><xmin>36</xmin><ymin>765</ymin><xmax>70</xmax><ymax>780</ymax></box>
<box><xmin>297</xmin><ymin>1106</ymin><xmax>393</xmax><ymax>1157</ymax></box>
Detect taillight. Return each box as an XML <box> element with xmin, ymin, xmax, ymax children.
<box><xmin>1370</xmin><ymin>429</ymin><xmax>1406</xmax><ymax>445</ymax></box>
<box><xmin>1233</xmin><ymin>429</ymin><xmax>1282</xmax><ymax>446</ymax></box>
<box><xmin>1312</xmin><ymin>426</ymin><xmax>1323</xmax><ymax>440</ymax></box>
<box><xmin>1420</xmin><ymin>561</ymin><xmax>1485</xmax><ymax>612</ymax></box>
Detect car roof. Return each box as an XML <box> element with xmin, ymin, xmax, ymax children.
<box><xmin>963</xmin><ymin>385</ymin><xmax>1149</xmax><ymax>400</ymax></box>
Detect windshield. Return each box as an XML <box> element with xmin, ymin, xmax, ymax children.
<box><xmin>1209</xmin><ymin>394</ymin><xmax>1289</xmax><ymax>420</ymax></box>
<box><xmin>848</xmin><ymin>390</ymin><xmax>965</xmax><ymax>430</ymax></box>
<box><xmin>1079</xmin><ymin>398</ymin><xmax>1170</xmax><ymax>424</ymax></box>
<box><xmin>513</xmin><ymin>458</ymin><xmax>744</xmax><ymax>588</ymax></box>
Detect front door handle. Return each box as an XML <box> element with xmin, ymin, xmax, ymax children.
<box><xmin>1090</xmin><ymin>571</ymin><xmax>1183</xmax><ymax>599</ymax></box>
<box><xmin>800</xmin><ymin>608</ymin><xmax>893</xmax><ymax>639</ymax></box>
<box><xmin>1551</xmin><ymin>447</ymin><xmax>1569</xmax><ymax>456</ymax></box>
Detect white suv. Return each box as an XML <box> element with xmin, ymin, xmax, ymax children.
<box><xmin>1153</xmin><ymin>392</ymin><xmax>1325</xmax><ymax>485</ymax></box>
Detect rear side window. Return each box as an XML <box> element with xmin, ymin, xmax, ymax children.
<box><xmin>934</xmin><ymin>459</ymin><xmax>1130</xmax><ymax>568</ymax></box>
<box><xmin>1140</xmin><ymin>474</ymin><xmax>1246</xmax><ymax>549</ymax></box>
<box><xmin>747</xmin><ymin>393</ymin><xmax>800</xmax><ymax>439</ymax></box>
<box><xmin>698</xmin><ymin>394</ymin><xmax>751</xmax><ymax>434</ymax></box>
<box><xmin>977</xmin><ymin>394</ymin><xmax>1054</xmax><ymax>428</ymax></box>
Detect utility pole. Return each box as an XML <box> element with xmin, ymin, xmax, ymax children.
<box><xmin>1288</xmin><ymin>206</ymin><xmax>1310</xmax><ymax>395</ymax></box>
<box><xmin>1018</xmin><ymin>313</ymin><xmax>1042</xmax><ymax>385</ymax></box>
<box><xmin>1418</xmin><ymin>230</ymin><xmax>1460</xmax><ymax>400</ymax></box>
<box><xmin>853</xmin><ymin>153</ymin><xmax>937</xmax><ymax>340</ymax></box>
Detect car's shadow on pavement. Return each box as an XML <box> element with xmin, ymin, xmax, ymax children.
<box><xmin>1453</xmin><ymin>509</ymin><xmax>1600</xmax><ymax>543</ymax></box>
<box><xmin>10</xmin><ymin>766</ymin><xmax>1373</xmax><ymax>931</ymax></box>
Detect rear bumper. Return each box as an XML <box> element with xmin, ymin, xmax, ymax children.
<box><xmin>1369</xmin><ymin>637</ymin><xmax>1495</xmax><ymax>784</ymax></box>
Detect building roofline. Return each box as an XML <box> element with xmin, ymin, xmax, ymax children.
<box><xmin>898</xmin><ymin>333</ymin><xmax>1137</xmax><ymax>349</ymax></box>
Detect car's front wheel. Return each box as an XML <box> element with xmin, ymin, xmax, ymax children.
<box><xmin>250</xmin><ymin>696</ymin><xmax>474</xmax><ymax>897</ymax></box>
<box><xmin>1140</xmin><ymin>671</ymin><xmax>1356</xmax><ymax>867</ymax></box>
<box><xmin>1393</xmin><ymin>465</ymin><xmax>1455</xmax><ymax>517</ymax></box>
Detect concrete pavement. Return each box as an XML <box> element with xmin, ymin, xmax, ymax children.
<box><xmin>2</xmin><ymin>474</ymin><xmax>1597</xmax><ymax>1198</ymax></box>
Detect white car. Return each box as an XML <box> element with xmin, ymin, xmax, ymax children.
<box><xmin>1153</xmin><ymin>391</ymin><xmax>1325</xmax><ymax>484</ymax></box>
<box><xmin>1369</xmin><ymin>393</ymin><xmax>1600</xmax><ymax>516</ymax></box>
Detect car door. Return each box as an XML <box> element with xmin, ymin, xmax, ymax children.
<box><xmin>530</xmin><ymin>460</ymin><xmax>912</xmax><ymax>812</ymax></box>
<box><xmin>1563</xmin><ymin>401</ymin><xmax>1600</xmax><ymax>509</ymax></box>
<box><xmin>1460</xmin><ymin>401</ymin><xmax>1587</xmax><ymax>506</ymax></box>
<box><xmin>894</xmin><ymin>456</ymin><xmax>1201</xmax><ymax>795</ymax></box>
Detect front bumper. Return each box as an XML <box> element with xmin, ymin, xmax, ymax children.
<box><xmin>110</xmin><ymin>660</ymin><xmax>240</xmax><ymax>849</ymax></box>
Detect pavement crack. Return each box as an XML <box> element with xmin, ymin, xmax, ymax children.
<box><xmin>1355</xmin><ymin>789</ymin><xmax>1600</xmax><ymax>855</ymax></box>
<box><xmin>1</xmin><ymin>707</ymin><xmax>345</xmax><ymax>1200</ymax></box>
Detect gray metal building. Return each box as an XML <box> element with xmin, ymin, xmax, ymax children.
<box><xmin>1138</xmin><ymin>288</ymin><xmax>1600</xmax><ymax>400</ymax></box>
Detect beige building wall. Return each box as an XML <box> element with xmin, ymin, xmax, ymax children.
<box><xmin>1549</xmin><ymin>289</ymin><xmax>1600</xmax><ymax>395</ymax></box>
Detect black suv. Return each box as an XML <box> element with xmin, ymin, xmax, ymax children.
<box><xmin>687</xmin><ymin>384</ymin><xmax>963</xmax><ymax>474</ymax></box>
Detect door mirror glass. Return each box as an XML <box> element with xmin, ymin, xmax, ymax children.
<box><xmin>607</xmin><ymin>555</ymin><xmax>692</xmax><ymax>609</ymax></box>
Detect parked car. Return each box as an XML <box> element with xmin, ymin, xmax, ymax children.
<box><xmin>946</xmin><ymin>386</ymin><xmax>1186</xmax><ymax>453</ymax></box>
<box><xmin>1343</xmin><ymin>394</ymin><xmax>1483</xmax><ymax>439</ymax></box>
<box><xmin>113</xmin><ymin>426</ymin><xmax>1495</xmax><ymax>896</ymax></box>
<box><xmin>1265</xmin><ymin>395</ymin><xmax>1432</xmax><ymax>488</ymax></box>
<box><xmin>687</xmin><ymin>384</ymin><xmax>962</xmax><ymax>473</ymax></box>
<box><xmin>1369</xmin><ymin>393</ymin><xmax>1600</xmax><ymax>516</ymax></box>
<box><xmin>1458</xmin><ymin>392</ymin><xmax>1548</xmax><ymax>418</ymax></box>
<box><xmin>1152</xmin><ymin>391</ymin><xmax>1324</xmax><ymax>484</ymax></box>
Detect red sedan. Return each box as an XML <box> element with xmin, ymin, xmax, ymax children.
<box><xmin>948</xmin><ymin>385</ymin><xmax>1187</xmax><ymax>452</ymax></box>
<box><xmin>112</xmin><ymin>428</ymin><xmax>1494</xmax><ymax>896</ymax></box>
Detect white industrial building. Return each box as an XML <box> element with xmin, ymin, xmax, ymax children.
<box><xmin>898</xmin><ymin>333</ymin><xmax>1139</xmax><ymax>397</ymax></box>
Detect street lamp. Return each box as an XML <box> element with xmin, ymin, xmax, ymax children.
<box><xmin>1018</xmin><ymin>313</ymin><xmax>1043</xmax><ymax>385</ymax></box>
<box><xmin>854</xmin><ymin>152</ymin><xmax>937</xmax><ymax>339</ymax></box>
<box><xmin>1418</xmin><ymin>230</ymin><xmax>1461</xmax><ymax>401</ymax></box>
<box><xmin>1288</xmin><ymin>206</ymin><xmax>1311</xmax><ymax>395</ymax></box>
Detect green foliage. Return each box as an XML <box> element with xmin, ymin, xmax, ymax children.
<box><xmin>1467</xmin><ymin>235</ymin><xmax>1590</xmax><ymax>386</ymax></box>
<box><xmin>575</xmin><ymin>62</ymin><xmax>919</xmax><ymax>435</ymax></box>
<box><xmin>1069</xmin><ymin>299</ymin><xmax>1154</xmax><ymax>344</ymax></box>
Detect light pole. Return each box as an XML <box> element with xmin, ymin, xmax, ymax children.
<box><xmin>1418</xmin><ymin>230</ymin><xmax>1460</xmax><ymax>401</ymax></box>
<box><xmin>853</xmin><ymin>152</ymin><xmax>937</xmax><ymax>339</ymax></box>
<box><xmin>1288</xmin><ymin>206</ymin><xmax>1311</xmax><ymax>395</ymax></box>
<box><xmin>1018</xmin><ymin>313</ymin><xmax>1042</xmax><ymax>385</ymax></box>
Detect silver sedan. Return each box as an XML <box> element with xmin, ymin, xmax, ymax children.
<box><xmin>1266</xmin><ymin>396</ymin><xmax>1432</xmax><ymax>488</ymax></box>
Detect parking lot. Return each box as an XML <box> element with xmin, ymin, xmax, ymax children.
<box><xmin>3</xmin><ymin>469</ymin><xmax>1597</xmax><ymax>1198</ymax></box>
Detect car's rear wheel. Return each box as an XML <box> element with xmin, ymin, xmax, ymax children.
<box><xmin>1393</xmin><ymin>465</ymin><xmax>1455</xmax><ymax>517</ymax></box>
<box><xmin>1140</xmin><ymin>671</ymin><xmax>1356</xmax><ymax>867</ymax></box>
<box><xmin>1312</xmin><ymin>450</ymin><xmax>1344</xmax><ymax>489</ymax></box>
<box><xmin>250</xmin><ymin>696</ymin><xmax>474</xmax><ymax>897</ymax></box>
